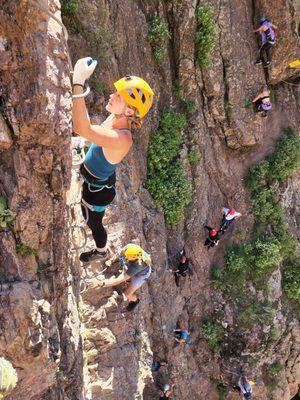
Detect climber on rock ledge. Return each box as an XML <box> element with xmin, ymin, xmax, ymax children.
<box><xmin>253</xmin><ymin>17</ymin><xmax>277</xmax><ymax>68</ymax></box>
<box><xmin>252</xmin><ymin>85</ymin><xmax>272</xmax><ymax>118</ymax></box>
<box><xmin>238</xmin><ymin>375</ymin><xmax>253</xmax><ymax>399</ymax></box>
<box><xmin>97</xmin><ymin>243</ymin><xmax>152</xmax><ymax>311</ymax></box>
<box><xmin>220</xmin><ymin>207</ymin><xmax>242</xmax><ymax>232</ymax></box>
<box><xmin>172</xmin><ymin>248</ymin><xmax>192</xmax><ymax>287</ymax></box>
<box><xmin>159</xmin><ymin>383</ymin><xmax>175</xmax><ymax>399</ymax></box>
<box><xmin>204</xmin><ymin>225</ymin><xmax>222</xmax><ymax>250</ymax></box>
<box><xmin>173</xmin><ymin>328</ymin><xmax>192</xmax><ymax>345</ymax></box>
<box><xmin>72</xmin><ymin>57</ymin><xmax>154</xmax><ymax>264</ymax></box>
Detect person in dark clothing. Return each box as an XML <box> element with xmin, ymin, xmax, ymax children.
<box><xmin>173</xmin><ymin>251</ymin><xmax>191</xmax><ymax>287</ymax></box>
<box><xmin>253</xmin><ymin>17</ymin><xmax>278</xmax><ymax>67</ymax></box>
<box><xmin>151</xmin><ymin>360</ymin><xmax>168</xmax><ymax>372</ymax></box>
<box><xmin>204</xmin><ymin>226</ymin><xmax>222</xmax><ymax>250</ymax></box>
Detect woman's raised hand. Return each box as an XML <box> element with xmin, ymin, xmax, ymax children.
<box><xmin>73</xmin><ymin>57</ymin><xmax>98</xmax><ymax>86</ymax></box>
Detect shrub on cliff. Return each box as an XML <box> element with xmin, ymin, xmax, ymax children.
<box><xmin>201</xmin><ymin>318</ymin><xmax>222</xmax><ymax>353</ymax></box>
<box><xmin>147</xmin><ymin>109</ymin><xmax>192</xmax><ymax>226</ymax></box>
<box><xmin>61</xmin><ymin>0</ymin><xmax>79</xmax><ymax>17</ymax></box>
<box><xmin>147</xmin><ymin>15</ymin><xmax>171</xmax><ymax>62</ymax></box>
<box><xmin>195</xmin><ymin>5</ymin><xmax>217</xmax><ymax>67</ymax></box>
<box><xmin>283</xmin><ymin>260</ymin><xmax>300</xmax><ymax>303</ymax></box>
<box><xmin>266</xmin><ymin>126</ymin><xmax>300</xmax><ymax>182</ymax></box>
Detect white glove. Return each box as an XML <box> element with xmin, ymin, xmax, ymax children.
<box><xmin>73</xmin><ymin>57</ymin><xmax>98</xmax><ymax>86</ymax></box>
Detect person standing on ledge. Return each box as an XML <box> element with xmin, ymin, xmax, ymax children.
<box><xmin>72</xmin><ymin>57</ymin><xmax>154</xmax><ymax>263</ymax></box>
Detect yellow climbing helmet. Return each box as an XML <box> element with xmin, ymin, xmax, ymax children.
<box><xmin>289</xmin><ymin>60</ymin><xmax>300</xmax><ymax>68</ymax></box>
<box><xmin>114</xmin><ymin>75</ymin><xmax>154</xmax><ymax>118</ymax></box>
<box><xmin>0</xmin><ymin>358</ymin><xmax>18</xmax><ymax>399</ymax></box>
<box><xmin>124</xmin><ymin>244</ymin><xmax>143</xmax><ymax>261</ymax></box>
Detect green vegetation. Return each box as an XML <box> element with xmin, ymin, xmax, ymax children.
<box><xmin>201</xmin><ymin>318</ymin><xmax>222</xmax><ymax>353</ymax></box>
<box><xmin>16</xmin><ymin>243</ymin><xmax>37</xmax><ymax>256</ymax></box>
<box><xmin>195</xmin><ymin>5</ymin><xmax>217</xmax><ymax>67</ymax></box>
<box><xmin>61</xmin><ymin>0</ymin><xmax>79</xmax><ymax>17</ymax></box>
<box><xmin>283</xmin><ymin>260</ymin><xmax>300</xmax><ymax>302</ymax></box>
<box><xmin>172</xmin><ymin>79</ymin><xmax>181</xmax><ymax>100</ymax></box>
<box><xmin>0</xmin><ymin>196</ymin><xmax>15</xmax><ymax>228</ymax></box>
<box><xmin>211</xmin><ymin>127</ymin><xmax>300</xmax><ymax>327</ymax></box>
<box><xmin>210</xmin><ymin>378</ymin><xmax>229</xmax><ymax>399</ymax></box>
<box><xmin>185</xmin><ymin>99</ymin><xmax>197</xmax><ymax>114</ymax></box>
<box><xmin>61</xmin><ymin>0</ymin><xmax>118</xmax><ymax>65</ymax></box>
<box><xmin>147</xmin><ymin>109</ymin><xmax>192</xmax><ymax>226</ymax></box>
<box><xmin>147</xmin><ymin>15</ymin><xmax>171</xmax><ymax>62</ymax></box>
<box><xmin>267</xmin><ymin>361</ymin><xmax>281</xmax><ymax>376</ymax></box>
<box><xmin>187</xmin><ymin>149</ymin><xmax>201</xmax><ymax>164</ymax></box>
<box><xmin>244</xmin><ymin>98</ymin><xmax>253</xmax><ymax>109</ymax></box>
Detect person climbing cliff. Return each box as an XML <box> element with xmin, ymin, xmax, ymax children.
<box><xmin>253</xmin><ymin>17</ymin><xmax>278</xmax><ymax>67</ymax></box>
<box><xmin>238</xmin><ymin>375</ymin><xmax>253</xmax><ymax>399</ymax></box>
<box><xmin>204</xmin><ymin>226</ymin><xmax>222</xmax><ymax>250</ymax></box>
<box><xmin>252</xmin><ymin>85</ymin><xmax>272</xmax><ymax>118</ymax></box>
<box><xmin>151</xmin><ymin>360</ymin><xmax>168</xmax><ymax>372</ymax></box>
<box><xmin>173</xmin><ymin>249</ymin><xmax>192</xmax><ymax>287</ymax></box>
<box><xmin>220</xmin><ymin>207</ymin><xmax>242</xmax><ymax>232</ymax></box>
<box><xmin>97</xmin><ymin>243</ymin><xmax>152</xmax><ymax>311</ymax></box>
<box><xmin>173</xmin><ymin>329</ymin><xmax>192</xmax><ymax>345</ymax></box>
<box><xmin>159</xmin><ymin>383</ymin><xmax>175</xmax><ymax>399</ymax></box>
<box><xmin>72</xmin><ymin>57</ymin><xmax>154</xmax><ymax>263</ymax></box>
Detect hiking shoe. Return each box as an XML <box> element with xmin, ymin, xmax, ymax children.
<box><xmin>79</xmin><ymin>249</ymin><xmax>108</xmax><ymax>263</ymax></box>
<box><xmin>254</xmin><ymin>59</ymin><xmax>262</xmax><ymax>65</ymax></box>
<box><xmin>126</xmin><ymin>299</ymin><xmax>140</xmax><ymax>312</ymax></box>
<box><xmin>264</xmin><ymin>61</ymin><xmax>271</xmax><ymax>68</ymax></box>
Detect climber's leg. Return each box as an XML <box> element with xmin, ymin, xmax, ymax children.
<box><xmin>79</xmin><ymin>182</ymin><xmax>115</xmax><ymax>262</ymax></box>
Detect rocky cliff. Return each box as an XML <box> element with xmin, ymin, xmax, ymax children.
<box><xmin>0</xmin><ymin>0</ymin><xmax>299</xmax><ymax>399</ymax></box>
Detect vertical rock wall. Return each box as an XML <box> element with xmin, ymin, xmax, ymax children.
<box><xmin>0</xmin><ymin>0</ymin><xmax>299</xmax><ymax>399</ymax></box>
<box><xmin>0</xmin><ymin>1</ymin><xmax>83</xmax><ymax>399</ymax></box>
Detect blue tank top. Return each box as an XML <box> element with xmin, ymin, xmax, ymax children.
<box><xmin>84</xmin><ymin>145</ymin><xmax>117</xmax><ymax>180</ymax></box>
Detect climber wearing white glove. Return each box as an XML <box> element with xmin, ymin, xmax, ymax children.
<box><xmin>72</xmin><ymin>57</ymin><xmax>154</xmax><ymax>264</ymax></box>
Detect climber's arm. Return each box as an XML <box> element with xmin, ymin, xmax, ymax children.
<box><xmin>72</xmin><ymin>88</ymin><xmax>130</xmax><ymax>149</ymax></box>
<box><xmin>101</xmin><ymin>273</ymin><xmax>131</xmax><ymax>287</ymax></box>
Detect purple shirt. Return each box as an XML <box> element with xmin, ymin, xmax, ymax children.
<box><xmin>259</xmin><ymin>21</ymin><xmax>275</xmax><ymax>44</ymax></box>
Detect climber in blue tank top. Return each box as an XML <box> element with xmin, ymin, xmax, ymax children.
<box><xmin>253</xmin><ymin>17</ymin><xmax>277</xmax><ymax>67</ymax></box>
<box><xmin>72</xmin><ymin>57</ymin><xmax>154</xmax><ymax>263</ymax></box>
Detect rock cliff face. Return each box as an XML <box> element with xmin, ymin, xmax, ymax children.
<box><xmin>0</xmin><ymin>0</ymin><xmax>299</xmax><ymax>399</ymax></box>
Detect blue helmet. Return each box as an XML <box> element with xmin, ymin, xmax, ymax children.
<box><xmin>260</xmin><ymin>16</ymin><xmax>268</xmax><ymax>24</ymax></box>
<box><xmin>181</xmin><ymin>330</ymin><xmax>188</xmax><ymax>340</ymax></box>
<box><xmin>163</xmin><ymin>384</ymin><xmax>170</xmax><ymax>392</ymax></box>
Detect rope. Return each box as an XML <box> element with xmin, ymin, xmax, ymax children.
<box><xmin>28</xmin><ymin>0</ymin><xmax>73</xmax><ymax>71</ymax></box>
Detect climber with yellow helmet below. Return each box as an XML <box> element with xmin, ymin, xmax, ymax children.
<box><xmin>98</xmin><ymin>243</ymin><xmax>152</xmax><ymax>311</ymax></box>
<box><xmin>0</xmin><ymin>357</ymin><xmax>18</xmax><ymax>399</ymax></box>
<box><xmin>72</xmin><ymin>57</ymin><xmax>154</xmax><ymax>263</ymax></box>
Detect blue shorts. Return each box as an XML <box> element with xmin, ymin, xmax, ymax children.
<box><xmin>130</xmin><ymin>266</ymin><xmax>152</xmax><ymax>290</ymax></box>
